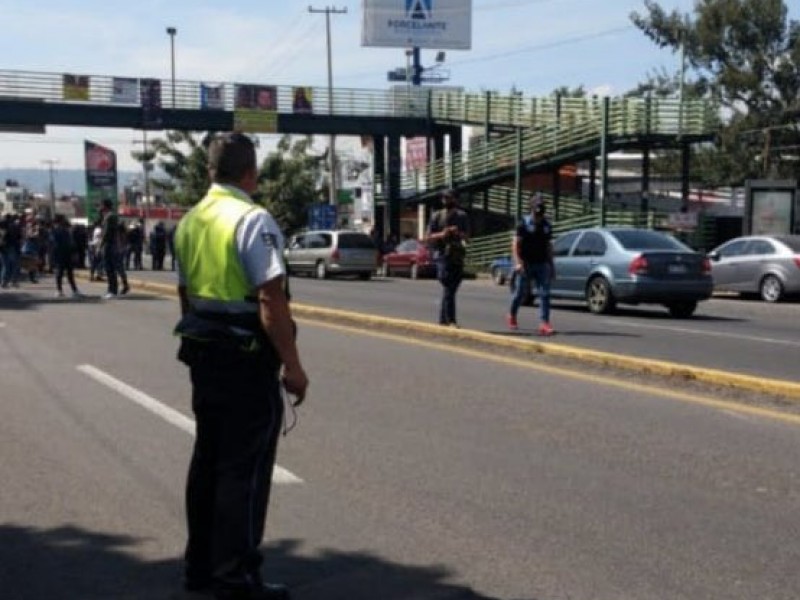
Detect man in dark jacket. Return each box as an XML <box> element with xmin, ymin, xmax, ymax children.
<box><xmin>425</xmin><ymin>189</ymin><xmax>470</xmax><ymax>327</ymax></box>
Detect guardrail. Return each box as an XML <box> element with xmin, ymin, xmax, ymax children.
<box><xmin>0</xmin><ymin>68</ymin><xmax>718</xmax><ymax>135</ymax></box>
<box><xmin>0</xmin><ymin>68</ymin><xmax>430</xmax><ymax>119</ymax></box>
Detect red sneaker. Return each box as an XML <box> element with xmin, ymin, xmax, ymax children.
<box><xmin>506</xmin><ymin>314</ymin><xmax>518</xmax><ymax>331</ymax></box>
<box><xmin>538</xmin><ymin>322</ymin><xmax>554</xmax><ymax>336</ymax></box>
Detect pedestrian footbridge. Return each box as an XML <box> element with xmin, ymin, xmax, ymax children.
<box><xmin>0</xmin><ymin>68</ymin><xmax>718</xmax><ymax>237</ymax></box>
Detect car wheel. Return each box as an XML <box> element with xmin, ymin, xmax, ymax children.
<box><xmin>410</xmin><ymin>263</ymin><xmax>419</xmax><ymax>280</ymax></box>
<box><xmin>358</xmin><ymin>271</ymin><xmax>371</xmax><ymax>281</ymax></box>
<box><xmin>667</xmin><ymin>301</ymin><xmax>697</xmax><ymax>318</ymax></box>
<box><xmin>491</xmin><ymin>267</ymin><xmax>506</xmax><ymax>286</ymax></box>
<box><xmin>315</xmin><ymin>260</ymin><xmax>328</xmax><ymax>280</ymax></box>
<box><xmin>760</xmin><ymin>274</ymin><xmax>784</xmax><ymax>303</ymax></box>
<box><xmin>586</xmin><ymin>276</ymin><xmax>616</xmax><ymax>314</ymax></box>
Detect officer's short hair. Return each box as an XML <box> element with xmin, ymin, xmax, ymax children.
<box><xmin>208</xmin><ymin>133</ymin><xmax>257</xmax><ymax>183</ymax></box>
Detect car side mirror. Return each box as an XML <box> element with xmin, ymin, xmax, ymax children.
<box><xmin>707</xmin><ymin>251</ymin><xmax>720</xmax><ymax>262</ymax></box>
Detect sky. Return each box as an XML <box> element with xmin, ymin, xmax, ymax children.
<box><xmin>0</xmin><ymin>0</ymin><xmax>794</xmax><ymax>188</ymax></box>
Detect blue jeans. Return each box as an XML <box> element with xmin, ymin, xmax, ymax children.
<box><xmin>436</xmin><ymin>258</ymin><xmax>464</xmax><ymax>325</ymax></box>
<box><xmin>510</xmin><ymin>262</ymin><xmax>552</xmax><ymax>323</ymax></box>
<box><xmin>1</xmin><ymin>248</ymin><xmax>19</xmax><ymax>286</ymax></box>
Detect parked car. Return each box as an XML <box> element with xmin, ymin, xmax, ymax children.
<box><xmin>382</xmin><ymin>238</ymin><xmax>436</xmax><ymax>279</ymax></box>
<box><xmin>491</xmin><ymin>227</ymin><xmax>713</xmax><ymax>317</ymax></box>
<box><xmin>489</xmin><ymin>256</ymin><xmax>513</xmax><ymax>285</ymax></box>
<box><xmin>284</xmin><ymin>230</ymin><xmax>378</xmax><ymax>280</ymax></box>
<box><xmin>708</xmin><ymin>234</ymin><xmax>800</xmax><ymax>302</ymax></box>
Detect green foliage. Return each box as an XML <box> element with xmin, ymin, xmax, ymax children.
<box><xmin>256</xmin><ymin>135</ymin><xmax>325</xmax><ymax>233</ymax></box>
<box><xmin>130</xmin><ymin>131</ymin><xmax>213</xmax><ymax>206</ymax></box>
<box><xmin>631</xmin><ymin>0</ymin><xmax>800</xmax><ymax>183</ymax></box>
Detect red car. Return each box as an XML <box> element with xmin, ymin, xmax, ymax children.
<box><xmin>382</xmin><ymin>239</ymin><xmax>436</xmax><ymax>279</ymax></box>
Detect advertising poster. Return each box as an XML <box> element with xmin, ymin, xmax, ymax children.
<box><xmin>292</xmin><ymin>87</ymin><xmax>313</xmax><ymax>114</ymax></box>
<box><xmin>751</xmin><ymin>190</ymin><xmax>793</xmax><ymax>235</ymax></box>
<box><xmin>234</xmin><ymin>84</ymin><xmax>278</xmax><ymax>133</ymax></box>
<box><xmin>63</xmin><ymin>74</ymin><xmax>90</xmax><ymax>101</ymax></box>
<box><xmin>405</xmin><ymin>137</ymin><xmax>428</xmax><ymax>170</ymax></box>
<box><xmin>140</xmin><ymin>78</ymin><xmax>163</xmax><ymax>128</ymax></box>
<box><xmin>200</xmin><ymin>84</ymin><xmax>224</xmax><ymax>110</ymax></box>
<box><xmin>111</xmin><ymin>77</ymin><xmax>139</xmax><ymax>104</ymax></box>
<box><xmin>84</xmin><ymin>140</ymin><xmax>118</xmax><ymax>223</ymax></box>
<box><xmin>362</xmin><ymin>0</ymin><xmax>472</xmax><ymax>50</ymax></box>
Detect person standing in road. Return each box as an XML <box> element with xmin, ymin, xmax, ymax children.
<box><xmin>99</xmin><ymin>199</ymin><xmax>129</xmax><ymax>298</ymax></box>
<box><xmin>507</xmin><ymin>197</ymin><xmax>556</xmax><ymax>336</ymax></box>
<box><xmin>51</xmin><ymin>214</ymin><xmax>82</xmax><ymax>298</ymax></box>
<box><xmin>174</xmin><ymin>132</ymin><xmax>308</xmax><ymax>600</ymax></box>
<box><xmin>426</xmin><ymin>189</ymin><xmax>470</xmax><ymax>327</ymax></box>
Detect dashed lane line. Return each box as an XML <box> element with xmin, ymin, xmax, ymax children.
<box><xmin>76</xmin><ymin>364</ymin><xmax>303</xmax><ymax>484</ymax></box>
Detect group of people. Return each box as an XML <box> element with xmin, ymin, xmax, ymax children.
<box><xmin>425</xmin><ymin>189</ymin><xmax>556</xmax><ymax>336</ymax></box>
<box><xmin>0</xmin><ymin>211</ymin><xmax>88</xmax><ymax>294</ymax></box>
<box><xmin>1</xmin><ymin>202</ymin><xmax>177</xmax><ymax>301</ymax></box>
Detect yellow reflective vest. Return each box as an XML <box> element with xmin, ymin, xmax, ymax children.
<box><xmin>174</xmin><ymin>185</ymin><xmax>259</xmax><ymax>304</ymax></box>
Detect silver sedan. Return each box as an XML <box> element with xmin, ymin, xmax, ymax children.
<box><xmin>708</xmin><ymin>235</ymin><xmax>800</xmax><ymax>302</ymax></box>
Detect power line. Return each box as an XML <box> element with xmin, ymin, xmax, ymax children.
<box><xmin>448</xmin><ymin>25</ymin><xmax>634</xmax><ymax>68</ymax></box>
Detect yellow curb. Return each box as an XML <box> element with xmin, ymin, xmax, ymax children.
<box><xmin>116</xmin><ymin>276</ymin><xmax>800</xmax><ymax>401</ymax></box>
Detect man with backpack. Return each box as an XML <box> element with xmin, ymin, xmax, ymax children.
<box><xmin>426</xmin><ymin>189</ymin><xmax>469</xmax><ymax>327</ymax></box>
<box><xmin>507</xmin><ymin>196</ymin><xmax>556</xmax><ymax>336</ymax></box>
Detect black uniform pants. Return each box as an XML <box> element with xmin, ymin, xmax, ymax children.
<box><xmin>183</xmin><ymin>344</ymin><xmax>284</xmax><ymax>587</ymax></box>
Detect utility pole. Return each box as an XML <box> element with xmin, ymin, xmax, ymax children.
<box><xmin>41</xmin><ymin>159</ymin><xmax>59</xmax><ymax>218</ymax></box>
<box><xmin>309</xmin><ymin>5</ymin><xmax>347</xmax><ymax>207</ymax></box>
<box><xmin>166</xmin><ymin>27</ymin><xmax>177</xmax><ymax>109</ymax></box>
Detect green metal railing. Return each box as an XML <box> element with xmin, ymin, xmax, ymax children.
<box><xmin>404</xmin><ymin>96</ymin><xmax>717</xmax><ymax>196</ymax></box>
<box><xmin>472</xmin><ymin>186</ymin><xmax>589</xmax><ymax>218</ymax></box>
<box><xmin>0</xmin><ymin>68</ymin><xmax>718</xmax><ymax>135</ymax></box>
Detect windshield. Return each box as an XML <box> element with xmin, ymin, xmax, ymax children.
<box><xmin>611</xmin><ymin>229</ymin><xmax>689</xmax><ymax>251</ymax></box>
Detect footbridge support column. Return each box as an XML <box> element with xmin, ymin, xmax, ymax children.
<box><xmin>387</xmin><ymin>135</ymin><xmax>402</xmax><ymax>239</ymax></box>
<box><xmin>372</xmin><ymin>135</ymin><xmax>386</xmax><ymax>241</ymax></box>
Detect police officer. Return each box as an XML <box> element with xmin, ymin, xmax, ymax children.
<box><xmin>174</xmin><ymin>132</ymin><xmax>308</xmax><ymax>600</ymax></box>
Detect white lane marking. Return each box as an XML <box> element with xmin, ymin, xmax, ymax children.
<box><xmin>0</xmin><ymin>322</ymin><xmax>6</xmax><ymax>328</ymax></box>
<box><xmin>76</xmin><ymin>364</ymin><xmax>302</xmax><ymax>484</ymax></box>
<box><xmin>602</xmin><ymin>319</ymin><xmax>800</xmax><ymax>348</ymax></box>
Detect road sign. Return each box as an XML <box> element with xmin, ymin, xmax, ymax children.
<box><xmin>308</xmin><ymin>203</ymin><xmax>337</xmax><ymax>230</ymax></box>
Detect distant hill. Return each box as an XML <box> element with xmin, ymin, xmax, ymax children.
<box><xmin>0</xmin><ymin>168</ymin><xmax>141</xmax><ymax>196</ymax></box>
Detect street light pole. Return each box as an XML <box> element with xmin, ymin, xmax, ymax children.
<box><xmin>166</xmin><ymin>26</ymin><xmax>177</xmax><ymax>109</ymax></box>
<box><xmin>308</xmin><ymin>5</ymin><xmax>347</xmax><ymax>207</ymax></box>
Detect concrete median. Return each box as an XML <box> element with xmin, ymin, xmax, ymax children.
<box><xmin>116</xmin><ymin>275</ymin><xmax>800</xmax><ymax>402</ymax></box>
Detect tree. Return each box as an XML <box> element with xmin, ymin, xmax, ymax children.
<box><xmin>257</xmin><ymin>135</ymin><xmax>326</xmax><ymax>232</ymax></box>
<box><xmin>631</xmin><ymin>0</ymin><xmax>800</xmax><ymax>182</ymax></box>
<box><xmin>131</xmin><ymin>131</ymin><xmax>213</xmax><ymax>206</ymax></box>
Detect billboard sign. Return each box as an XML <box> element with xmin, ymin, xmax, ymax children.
<box><xmin>84</xmin><ymin>140</ymin><xmax>118</xmax><ymax>223</ymax></box>
<box><xmin>362</xmin><ymin>0</ymin><xmax>472</xmax><ymax>50</ymax></box>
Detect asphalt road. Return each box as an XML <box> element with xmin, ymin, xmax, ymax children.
<box><xmin>290</xmin><ymin>274</ymin><xmax>800</xmax><ymax>383</ymax></box>
<box><xmin>118</xmin><ymin>268</ymin><xmax>800</xmax><ymax>383</ymax></box>
<box><xmin>2</xmin><ymin>280</ymin><xmax>800</xmax><ymax>599</ymax></box>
